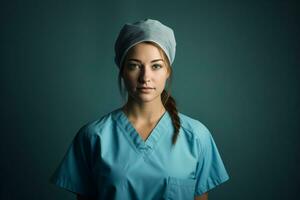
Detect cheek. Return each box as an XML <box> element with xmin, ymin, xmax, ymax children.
<box><xmin>155</xmin><ymin>75</ymin><xmax>168</xmax><ymax>89</ymax></box>
<box><xmin>123</xmin><ymin>74</ymin><xmax>138</xmax><ymax>89</ymax></box>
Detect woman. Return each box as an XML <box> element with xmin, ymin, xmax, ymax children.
<box><xmin>49</xmin><ymin>19</ymin><xmax>229</xmax><ymax>200</ymax></box>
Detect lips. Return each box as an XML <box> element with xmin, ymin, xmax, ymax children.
<box><xmin>137</xmin><ymin>87</ymin><xmax>154</xmax><ymax>93</ymax></box>
<box><xmin>138</xmin><ymin>87</ymin><xmax>153</xmax><ymax>89</ymax></box>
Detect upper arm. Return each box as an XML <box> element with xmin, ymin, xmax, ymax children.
<box><xmin>195</xmin><ymin>192</ymin><xmax>208</xmax><ymax>200</ymax></box>
<box><xmin>194</xmin><ymin>124</ymin><xmax>229</xmax><ymax>195</ymax></box>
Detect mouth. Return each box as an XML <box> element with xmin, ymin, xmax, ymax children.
<box><xmin>137</xmin><ymin>87</ymin><xmax>154</xmax><ymax>93</ymax></box>
<box><xmin>137</xmin><ymin>87</ymin><xmax>154</xmax><ymax>89</ymax></box>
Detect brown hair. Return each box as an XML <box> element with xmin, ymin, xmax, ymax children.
<box><xmin>117</xmin><ymin>41</ymin><xmax>181</xmax><ymax>145</ymax></box>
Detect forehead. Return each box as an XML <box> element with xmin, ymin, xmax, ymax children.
<box><xmin>125</xmin><ymin>42</ymin><xmax>163</xmax><ymax>61</ymax></box>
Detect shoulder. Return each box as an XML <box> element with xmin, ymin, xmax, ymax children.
<box><xmin>75</xmin><ymin>108</ymin><xmax>119</xmax><ymax>139</ymax></box>
<box><xmin>178</xmin><ymin>112</ymin><xmax>212</xmax><ymax>143</ymax></box>
<box><xmin>178</xmin><ymin>112</ymin><xmax>216</xmax><ymax>155</ymax></box>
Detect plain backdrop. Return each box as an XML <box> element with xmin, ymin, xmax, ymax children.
<box><xmin>1</xmin><ymin>0</ymin><xmax>299</xmax><ymax>199</ymax></box>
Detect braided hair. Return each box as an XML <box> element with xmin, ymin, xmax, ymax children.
<box><xmin>117</xmin><ymin>41</ymin><xmax>181</xmax><ymax>145</ymax></box>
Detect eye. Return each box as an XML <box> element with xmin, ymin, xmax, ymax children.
<box><xmin>127</xmin><ymin>63</ymin><xmax>140</xmax><ymax>70</ymax></box>
<box><xmin>152</xmin><ymin>64</ymin><xmax>162</xmax><ymax>69</ymax></box>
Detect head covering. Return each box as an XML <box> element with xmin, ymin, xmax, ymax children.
<box><xmin>114</xmin><ymin>18</ymin><xmax>176</xmax><ymax>69</ymax></box>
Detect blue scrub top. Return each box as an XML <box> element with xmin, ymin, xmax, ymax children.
<box><xmin>49</xmin><ymin>107</ymin><xmax>229</xmax><ymax>199</ymax></box>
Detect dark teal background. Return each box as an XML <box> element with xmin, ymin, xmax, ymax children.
<box><xmin>1</xmin><ymin>0</ymin><xmax>299</xmax><ymax>199</ymax></box>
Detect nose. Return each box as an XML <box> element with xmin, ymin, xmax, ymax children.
<box><xmin>138</xmin><ymin>66</ymin><xmax>151</xmax><ymax>83</ymax></box>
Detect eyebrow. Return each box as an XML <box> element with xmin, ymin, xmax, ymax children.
<box><xmin>127</xmin><ymin>59</ymin><xmax>164</xmax><ymax>63</ymax></box>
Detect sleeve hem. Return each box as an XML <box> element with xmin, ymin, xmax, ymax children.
<box><xmin>49</xmin><ymin>176</ymin><xmax>96</xmax><ymax>197</ymax></box>
<box><xmin>194</xmin><ymin>174</ymin><xmax>230</xmax><ymax>196</ymax></box>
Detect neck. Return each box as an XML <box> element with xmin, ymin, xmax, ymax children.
<box><xmin>122</xmin><ymin>96</ymin><xmax>166</xmax><ymax>123</ymax></box>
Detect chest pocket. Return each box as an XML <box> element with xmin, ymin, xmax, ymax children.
<box><xmin>164</xmin><ymin>176</ymin><xmax>196</xmax><ymax>200</ymax></box>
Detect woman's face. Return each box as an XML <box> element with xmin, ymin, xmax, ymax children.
<box><xmin>122</xmin><ymin>42</ymin><xmax>170</xmax><ymax>103</ymax></box>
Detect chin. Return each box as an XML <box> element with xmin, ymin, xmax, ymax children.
<box><xmin>132</xmin><ymin>93</ymin><xmax>160</xmax><ymax>103</ymax></box>
<box><xmin>136</xmin><ymin>96</ymin><xmax>155</xmax><ymax>102</ymax></box>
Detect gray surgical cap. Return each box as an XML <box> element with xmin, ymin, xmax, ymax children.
<box><xmin>114</xmin><ymin>19</ymin><xmax>176</xmax><ymax>69</ymax></box>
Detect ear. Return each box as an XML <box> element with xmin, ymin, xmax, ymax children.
<box><xmin>120</xmin><ymin>66</ymin><xmax>126</xmax><ymax>78</ymax></box>
<box><xmin>166</xmin><ymin>67</ymin><xmax>171</xmax><ymax>79</ymax></box>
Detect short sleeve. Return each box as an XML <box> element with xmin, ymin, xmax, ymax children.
<box><xmin>49</xmin><ymin>125</ymin><xmax>99</xmax><ymax>196</ymax></box>
<box><xmin>194</xmin><ymin>124</ymin><xmax>230</xmax><ymax>196</ymax></box>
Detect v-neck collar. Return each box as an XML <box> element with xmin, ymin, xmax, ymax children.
<box><xmin>113</xmin><ymin>107</ymin><xmax>170</xmax><ymax>153</ymax></box>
